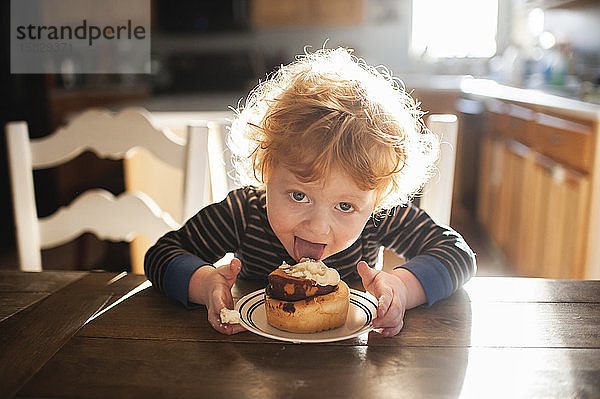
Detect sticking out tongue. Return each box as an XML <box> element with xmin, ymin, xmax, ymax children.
<box><xmin>293</xmin><ymin>236</ymin><xmax>326</xmax><ymax>261</ymax></box>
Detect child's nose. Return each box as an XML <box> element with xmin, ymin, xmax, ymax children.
<box><xmin>305</xmin><ymin>208</ymin><xmax>331</xmax><ymax>238</ymax></box>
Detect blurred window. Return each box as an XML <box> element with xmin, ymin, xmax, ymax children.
<box><xmin>411</xmin><ymin>0</ymin><xmax>498</xmax><ymax>58</ymax></box>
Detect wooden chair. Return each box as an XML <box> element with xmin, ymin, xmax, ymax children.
<box><xmin>5</xmin><ymin>107</ymin><xmax>213</xmax><ymax>273</ymax></box>
<box><xmin>419</xmin><ymin>114</ymin><xmax>459</xmax><ymax>226</ymax></box>
<box><xmin>382</xmin><ymin>114</ymin><xmax>459</xmax><ymax>271</ymax></box>
<box><xmin>123</xmin><ymin>112</ymin><xmax>236</xmax><ymax>270</ymax></box>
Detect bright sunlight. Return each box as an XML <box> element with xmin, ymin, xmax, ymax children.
<box><xmin>411</xmin><ymin>0</ymin><xmax>498</xmax><ymax>58</ymax></box>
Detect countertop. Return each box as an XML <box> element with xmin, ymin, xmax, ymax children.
<box><xmin>112</xmin><ymin>75</ymin><xmax>600</xmax><ymax>122</ymax></box>
<box><xmin>401</xmin><ymin>74</ymin><xmax>600</xmax><ymax>122</ymax></box>
<box><xmin>460</xmin><ymin>77</ymin><xmax>600</xmax><ymax>122</ymax></box>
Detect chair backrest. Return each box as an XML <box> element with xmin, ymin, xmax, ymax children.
<box><xmin>419</xmin><ymin>114</ymin><xmax>459</xmax><ymax>226</ymax></box>
<box><xmin>123</xmin><ymin>112</ymin><xmax>236</xmax><ymax>272</ymax></box>
<box><xmin>5</xmin><ymin>107</ymin><xmax>212</xmax><ymax>272</ymax></box>
<box><xmin>138</xmin><ymin>111</ymin><xmax>236</xmax><ymax>216</ymax></box>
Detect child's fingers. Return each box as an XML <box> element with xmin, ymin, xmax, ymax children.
<box><xmin>207</xmin><ymin>308</ymin><xmax>229</xmax><ymax>334</ymax></box>
<box><xmin>357</xmin><ymin>261</ymin><xmax>377</xmax><ymax>289</ymax></box>
<box><xmin>373</xmin><ymin>301</ymin><xmax>403</xmax><ymax>328</ymax></box>
<box><xmin>380</xmin><ymin>320</ymin><xmax>404</xmax><ymax>337</ymax></box>
<box><xmin>373</xmin><ymin>290</ymin><xmax>404</xmax><ymax>331</ymax></box>
<box><xmin>373</xmin><ymin>308</ymin><xmax>404</xmax><ymax>335</ymax></box>
<box><xmin>211</xmin><ymin>312</ymin><xmax>247</xmax><ymax>335</ymax></box>
<box><xmin>228</xmin><ymin>323</ymin><xmax>247</xmax><ymax>334</ymax></box>
<box><xmin>207</xmin><ymin>289</ymin><xmax>247</xmax><ymax>335</ymax></box>
<box><xmin>229</xmin><ymin>257</ymin><xmax>242</xmax><ymax>271</ymax></box>
<box><xmin>216</xmin><ymin>258</ymin><xmax>242</xmax><ymax>286</ymax></box>
<box><xmin>207</xmin><ymin>304</ymin><xmax>235</xmax><ymax>335</ymax></box>
<box><xmin>376</xmin><ymin>289</ymin><xmax>393</xmax><ymax>319</ymax></box>
<box><xmin>207</xmin><ymin>291</ymin><xmax>230</xmax><ymax>329</ymax></box>
<box><xmin>208</xmin><ymin>305</ymin><xmax>247</xmax><ymax>335</ymax></box>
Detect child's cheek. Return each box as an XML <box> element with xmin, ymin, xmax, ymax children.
<box><xmin>337</xmin><ymin>213</ymin><xmax>370</xmax><ymax>243</ymax></box>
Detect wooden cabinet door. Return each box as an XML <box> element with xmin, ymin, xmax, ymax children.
<box><xmin>491</xmin><ymin>141</ymin><xmax>513</xmax><ymax>249</ymax></box>
<box><xmin>477</xmin><ymin>135</ymin><xmax>505</xmax><ymax>238</ymax></box>
<box><xmin>537</xmin><ymin>157</ymin><xmax>565</xmax><ymax>278</ymax></box>
<box><xmin>504</xmin><ymin>141</ymin><xmax>534</xmax><ymax>275</ymax></box>
<box><xmin>531</xmin><ymin>157</ymin><xmax>590</xmax><ymax>278</ymax></box>
<box><xmin>514</xmin><ymin>150</ymin><xmax>538</xmax><ymax>276</ymax></box>
<box><xmin>476</xmin><ymin>134</ymin><xmax>493</xmax><ymax>230</ymax></box>
<box><xmin>532</xmin><ymin>113</ymin><xmax>593</xmax><ymax>174</ymax></box>
<box><xmin>558</xmin><ymin>169</ymin><xmax>590</xmax><ymax>279</ymax></box>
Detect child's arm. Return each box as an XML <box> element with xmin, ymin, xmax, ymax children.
<box><xmin>376</xmin><ymin>203</ymin><xmax>476</xmax><ymax>305</ymax></box>
<box><xmin>144</xmin><ymin>189</ymin><xmax>246</xmax><ymax>309</ymax></box>
<box><xmin>361</xmin><ymin>203</ymin><xmax>476</xmax><ymax>336</ymax></box>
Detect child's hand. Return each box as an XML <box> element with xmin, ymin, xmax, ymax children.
<box><xmin>357</xmin><ymin>261</ymin><xmax>409</xmax><ymax>337</ymax></box>
<box><xmin>190</xmin><ymin>258</ymin><xmax>246</xmax><ymax>335</ymax></box>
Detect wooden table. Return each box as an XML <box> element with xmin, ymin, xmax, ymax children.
<box><xmin>1</xmin><ymin>271</ymin><xmax>598</xmax><ymax>398</ymax></box>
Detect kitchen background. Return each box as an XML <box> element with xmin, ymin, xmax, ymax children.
<box><xmin>1</xmin><ymin>0</ymin><xmax>599</xmax><ymax>276</ymax></box>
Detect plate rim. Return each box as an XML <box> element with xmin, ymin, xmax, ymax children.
<box><xmin>235</xmin><ymin>288</ymin><xmax>377</xmax><ymax>344</ymax></box>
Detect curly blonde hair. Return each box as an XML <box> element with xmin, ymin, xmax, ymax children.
<box><xmin>228</xmin><ymin>47</ymin><xmax>438</xmax><ymax>211</ymax></box>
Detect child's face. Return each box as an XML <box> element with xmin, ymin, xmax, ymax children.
<box><xmin>265</xmin><ymin>164</ymin><xmax>377</xmax><ymax>262</ymax></box>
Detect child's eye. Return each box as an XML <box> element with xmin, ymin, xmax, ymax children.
<box><xmin>289</xmin><ymin>192</ymin><xmax>309</xmax><ymax>203</ymax></box>
<box><xmin>335</xmin><ymin>202</ymin><xmax>354</xmax><ymax>213</ymax></box>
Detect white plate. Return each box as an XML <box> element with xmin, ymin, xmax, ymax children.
<box><xmin>235</xmin><ymin>288</ymin><xmax>378</xmax><ymax>344</ymax></box>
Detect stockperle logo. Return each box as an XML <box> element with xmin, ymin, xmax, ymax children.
<box><xmin>11</xmin><ymin>0</ymin><xmax>150</xmax><ymax>74</ymax></box>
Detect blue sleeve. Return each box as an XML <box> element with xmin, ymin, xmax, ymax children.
<box><xmin>394</xmin><ymin>254</ymin><xmax>453</xmax><ymax>307</ymax></box>
<box><xmin>162</xmin><ymin>253</ymin><xmax>214</xmax><ymax>309</ymax></box>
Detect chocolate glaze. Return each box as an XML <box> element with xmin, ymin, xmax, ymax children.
<box><xmin>267</xmin><ymin>268</ymin><xmax>336</xmax><ymax>301</ymax></box>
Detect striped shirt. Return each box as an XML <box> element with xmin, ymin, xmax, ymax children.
<box><xmin>145</xmin><ymin>187</ymin><xmax>476</xmax><ymax>306</ymax></box>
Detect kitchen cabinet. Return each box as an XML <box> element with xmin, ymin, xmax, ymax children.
<box><xmin>501</xmin><ymin>141</ymin><xmax>531</xmax><ymax>269</ymax></box>
<box><xmin>250</xmin><ymin>0</ymin><xmax>364</xmax><ymax>27</ymax></box>
<box><xmin>531</xmin><ymin>113</ymin><xmax>594</xmax><ymax>173</ymax></box>
<box><xmin>476</xmin><ymin>134</ymin><xmax>493</xmax><ymax>232</ymax></box>
<box><xmin>476</xmin><ymin>98</ymin><xmax>596</xmax><ymax>279</ymax></box>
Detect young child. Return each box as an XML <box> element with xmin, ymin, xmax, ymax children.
<box><xmin>144</xmin><ymin>47</ymin><xmax>476</xmax><ymax>337</ymax></box>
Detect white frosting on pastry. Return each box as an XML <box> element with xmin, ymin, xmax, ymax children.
<box><xmin>279</xmin><ymin>258</ymin><xmax>340</xmax><ymax>286</ymax></box>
